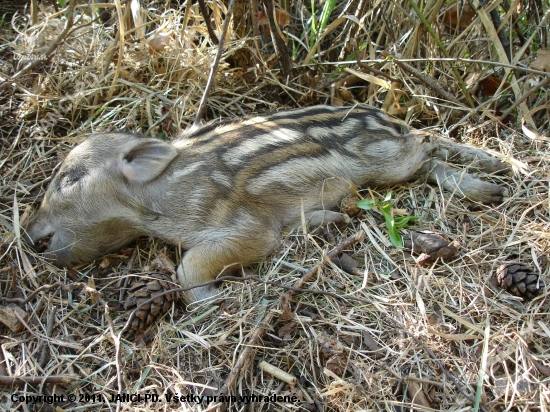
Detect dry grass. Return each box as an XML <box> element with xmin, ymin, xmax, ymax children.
<box><xmin>0</xmin><ymin>0</ymin><xmax>549</xmax><ymax>411</ymax></box>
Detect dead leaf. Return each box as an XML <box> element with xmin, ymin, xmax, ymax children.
<box><xmin>386</xmin><ymin>105</ymin><xmax>409</xmax><ymax>118</ymax></box>
<box><xmin>88</xmin><ymin>277</ymin><xmax>97</xmax><ymax>303</ymax></box>
<box><xmin>416</xmin><ymin>253</ymin><xmax>434</xmax><ymax>266</ymax></box>
<box><xmin>466</xmin><ymin>72</ymin><xmax>511</xmax><ymax>97</ymax></box>
<box><xmin>99</xmin><ymin>257</ymin><xmax>111</xmax><ymax>269</ymax></box>
<box><xmin>326</xmin><ymin>356</ymin><xmax>346</xmax><ymax>377</ymax></box>
<box><xmin>479</xmin><ymin>76</ymin><xmax>510</xmax><ymax>96</ymax></box>
<box><xmin>522</xmin><ymin>118</ymin><xmax>550</xmax><ymax>142</ymax></box>
<box><xmin>278</xmin><ymin>321</ymin><xmax>298</xmax><ymax>340</ymax></box>
<box><xmin>257</xmin><ymin>8</ymin><xmax>290</xmax><ymax>35</ymax></box>
<box><xmin>362</xmin><ymin>331</ymin><xmax>384</xmax><ymax>359</ymax></box>
<box><xmin>332</xmin><ymin>253</ymin><xmax>360</xmax><ymax>275</ymax></box>
<box><xmin>404</xmin><ymin>231</ymin><xmax>460</xmax><ymax>263</ymax></box>
<box><xmin>530</xmin><ymin>49</ymin><xmax>550</xmax><ymax>71</ymax></box>
<box><xmin>148</xmin><ymin>31</ymin><xmax>174</xmax><ymax>54</ymax></box>
<box><xmin>492</xmin><ymin>376</ymin><xmax>533</xmax><ymax>397</ymax></box>
<box><xmin>318</xmin><ymin>332</ymin><xmax>347</xmax><ymax>375</ymax></box>
<box><xmin>318</xmin><ymin>333</ymin><xmax>344</xmax><ymax>354</ymax></box>
<box><xmin>531</xmin><ymin>357</ymin><xmax>550</xmax><ymax>376</ymax></box>
<box><xmin>392</xmin><ymin>208</ymin><xmax>409</xmax><ymax>216</ymax></box>
<box><xmin>442</xmin><ymin>3</ymin><xmax>475</xmax><ymax>32</ymax></box>
<box><xmin>427</xmin><ymin>314</ymin><xmax>442</xmax><ymax>326</ymax></box>
<box><xmin>146</xmin><ymin>250</ymin><xmax>177</xmax><ymax>276</ymax></box>
<box><xmin>407</xmin><ymin>381</ymin><xmax>432</xmax><ymax>408</ymax></box>
<box><xmin>0</xmin><ymin>305</ymin><xmax>28</xmax><ymax>333</ymax></box>
<box><xmin>280</xmin><ymin>293</ymin><xmax>294</xmax><ymax>321</ymax></box>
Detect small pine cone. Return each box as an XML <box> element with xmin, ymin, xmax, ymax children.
<box><xmin>123</xmin><ymin>273</ymin><xmax>181</xmax><ymax>334</ymax></box>
<box><xmin>495</xmin><ymin>263</ymin><xmax>542</xmax><ymax>300</ymax></box>
<box><xmin>340</xmin><ymin>195</ymin><xmax>361</xmax><ymax>217</ymax></box>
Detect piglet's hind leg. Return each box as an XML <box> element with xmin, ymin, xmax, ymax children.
<box><xmin>420</xmin><ymin>159</ymin><xmax>508</xmax><ymax>203</ymax></box>
<box><xmin>434</xmin><ymin>139</ymin><xmax>511</xmax><ymax>174</ymax></box>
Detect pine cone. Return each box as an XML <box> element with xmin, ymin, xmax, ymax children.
<box><xmin>495</xmin><ymin>263</ymin><xmax>542</xmax><ymax>300</ymax></box>
<box><xmin>340</xmin><ymin>195</ymin><xmax>361</xmax><ymax>217</ymax></box>
<box><xmin>123</xmin><ymin>273</ymin><xmax>181</xmax><ymax>335</ymax></box>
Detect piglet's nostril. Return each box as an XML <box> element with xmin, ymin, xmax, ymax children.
<box><xmin>33</xmin><ymin>234</ymin><xmax>53</xmax><ymax>253</ymax></box>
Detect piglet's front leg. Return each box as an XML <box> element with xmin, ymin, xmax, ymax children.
<box><xmin>177</xmin><ymin>230</ymin><xmax>281</xmax><ymax>303</ymax></box>
<box><xmin>176</xmin><ymin>245</ymin><xmax>228</xmax><ymax>303</ymax></box>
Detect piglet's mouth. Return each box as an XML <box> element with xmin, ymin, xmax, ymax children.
<box><xmin>27</xmin><ymin>237</ymin><xmax>79</xmax><ymax>267</ymax></box>
<box><xmin>34</xmin><ymin>234</ymin><xmax>53</xmax><ymax>254</ymax></box>
<box><xmin>23</xmin><ymin>232</ymin><xmax>62</xmax><ymax>266</ymax></box>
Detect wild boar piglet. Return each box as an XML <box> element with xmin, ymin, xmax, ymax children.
<box><xmin>26</xmin><ymin>105</ymin><xmax>510</xmax><ymax>302</ymax></box>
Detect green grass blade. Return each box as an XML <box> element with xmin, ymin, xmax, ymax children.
<box><xmin>310</xmin><ymin>0</ymin><xmax>317</xmax><ymax>44</ymax></box>
<box><xmin>318</xmin><ymin>0</ymin><xmax>338</xmax><ymax>35</ymax></box>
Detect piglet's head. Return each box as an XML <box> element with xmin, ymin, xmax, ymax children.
<box><xmin>25</xmin><ymin>133</ymin><xmax>177</xmax><ymax>267</ymax></box>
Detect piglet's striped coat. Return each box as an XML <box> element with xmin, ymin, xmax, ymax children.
<box><xmin>26</xmin><ymin>106</ymin><xmax>509</xmax><ymax>302</ymax></box>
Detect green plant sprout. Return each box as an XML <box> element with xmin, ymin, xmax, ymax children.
<box><xmin>357</xmin><ymin>192</ymin><xmax>420</xmax><ymax>248</ymax></box>
<box><xmin>308</xmin><ymin>0</ymin><xmax>337</xmax><ymax>50</ymax></box>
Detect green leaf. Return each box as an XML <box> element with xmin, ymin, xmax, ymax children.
<box><xmin>357</xmin><ymin>198</ymin><xmax>377</xmax><ymax>210</ymax></box>
<box><xmin>380</xmin><ymin>202</ymin><xmax>392</xmax><ymax>214</ymax></box>
<box><xmin>310</xmin><ymin>0</ymin><xmax>337</xmax><ymax>51</ymax></box>
<box><xmin>357</xmin><ymin>194</ymin><xmax>413</xmax><ymax>248</ymax></box>
<box><xmin>380</xmin><ymin>204</ymin><xmax>403</xmax><ymax>248</ymax></box>
<box><xmin>394</xmin><ymin>215</ymin><xmax>421</xmax><ymax>229</ymax></box>
<box><xmin>387</xmin><ymin>227</ymin><xmax>403</xmax><ymax>248</ymax></box>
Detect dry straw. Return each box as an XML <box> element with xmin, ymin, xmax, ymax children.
<box><xmin>0</xmin><ymin>0</ymin><xmax>548</xmax><ymax>411</ymax></box>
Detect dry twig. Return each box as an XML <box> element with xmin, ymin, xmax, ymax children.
<box><xmin>194</xmin><ymin>0</ymin><xmax>236</xmax><ymax>125</ymax></box>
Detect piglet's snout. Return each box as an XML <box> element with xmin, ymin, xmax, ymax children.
<box><xmin>24</xmin><ymin>218</ymin><xmax>54</xmax><ymax>253</ymax></box>
<box><xmin>29</xmin><ymin>233</ymin><xmax>53</xmax><ymax>253</ymax></box>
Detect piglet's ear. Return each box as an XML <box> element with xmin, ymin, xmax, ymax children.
<box><xmin>119</xmin><ymin>138</ymin><xmax>177</xmax><ymax>183</ymax></box>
